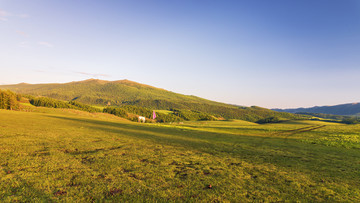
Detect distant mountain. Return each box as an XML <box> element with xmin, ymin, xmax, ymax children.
<box><xmin>0</xmin><ymin>79</ymin><xmax>302</xmax><ymax>122</ymax></box>
<box><xmin>273</xmin><ymin>103</ymin><xmax>360</xmax><ymax>116</ymax></box>
<box><xmin>0</xmin><ymin>79</ymin><xmax>231</xmax><ymax>107</ymax></box>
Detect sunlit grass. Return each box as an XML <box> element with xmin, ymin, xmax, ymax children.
<box><xmin>154</xmin><ymin>110</ymin><xmax>173</xmax><ymax>115</ymax></box>
<box><xmin>0</xmin><ymin>109</ymin><xmax>359</xmax><ymax>202</ymax></box>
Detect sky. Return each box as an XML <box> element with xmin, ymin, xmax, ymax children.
<box><xmin>1</xmin><ymin>0</ymin><xmax>360</xmax><ymax>108</ymax></box>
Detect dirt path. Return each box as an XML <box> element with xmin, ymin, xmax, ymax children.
<box><xmin>256</xmin><ymin>125</ymin><xmax>327</xmax><ymax>146</ymax></box>
<box><xmin>272</xmin><ymin>125</ymin><xmax>327</xmax><ymax>137</ymax></box>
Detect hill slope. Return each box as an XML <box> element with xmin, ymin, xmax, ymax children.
<box><xmin>0</xmin><ymin>79</ymin><xmax>301</xmax><ymax>121</ymax></box>
<box><xmin>0</xmin><ymin>79</ymin><xmax>205</xmax><ymax>105</ymax></box>
<box><xmin>273</xmin><ymin>102</ymin><xmax>360</xmax><ymax>116</ymax></box>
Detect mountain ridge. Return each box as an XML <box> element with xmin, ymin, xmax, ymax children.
<box><xmin>273</xmin><ymin>102</ymin><xmax>360</xmax><ymax>116</ymax></box>
<box><xmin>0</xmin><ymin>79</ymin><xmax>236</xmax><ymax>106</ymax></box>
<box><xmin>0</xmin><ymin>79</ymin><xmax>302</xmax><ymax>122</ymax></box>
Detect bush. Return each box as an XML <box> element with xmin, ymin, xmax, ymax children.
<box><xmin>69</xmin><ymin>101</ymin><xmax>101</xmax><ymax>113</ymax></box>
<box><xmin>103</xmin><ymin>107</ymin><xmax>128</xmax><ymax>118</ymax></box>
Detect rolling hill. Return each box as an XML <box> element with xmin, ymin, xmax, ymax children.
<box><xmin>0</xmin><ymin>79</ymin><xmax>302</xmax><ymax>122</ymax></box>
<box><xmin>273</xmin><ymin>102</ymin><xmax>360</xmax><ymax>116</ymax></box>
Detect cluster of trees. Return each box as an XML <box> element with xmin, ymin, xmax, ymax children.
<box><xmin>341</xmin><ymin>117</ymin><xmax>360</xmax><ymax>124</ymax></box>
<box><xmin>103</xmin><ymin>107</ymin><xmax>127</xmax><ymax>118</ymax></box>
<box><xmin>0</xmin><ymin>90</ymin><xmax>20</xmax><ymax>110</ymax></box>
<box><xmin>172</xmin><ymin>109</ymin><xmax>216</xmax><ymax>121</ymax></box>
<box><xmin>30</xmin><ymin>97</ymin><xmax>73</xmax><ymax>108</ymax></box>
<box><xmin>256</xmin><ymin>116</ymin><xmax>281</xmax><ymax>124</ymax></box>
<box><xmin>68</xmin><ymin>101</ymin><xmax>101</xmax><ymax>113</ymax></box>
<box><xmin>155</xmin><ymin>113</ymin><xmax>183</xmax><ymax>123</ymax></box>
<box><xmin>29</xmin><ymin>97</ymin><xmax>101</xmax><ymax>113</ymax></box>
<box><xmin>119</xmin><ymin>105</ymin><xmax>153</xmax><ymax>118</ymax></box>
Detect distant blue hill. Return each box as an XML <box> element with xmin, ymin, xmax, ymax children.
<box><xmin>273</xmin><ymin>103</ymin><xmax>360</xmax><ymax>116</ymax></box>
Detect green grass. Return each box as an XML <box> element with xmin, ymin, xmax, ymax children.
<box><xmin>154</xmin><ymin>110</ymin><xmax>173</xmax><ymax>115</ymax></box>
<box><xmin>0</xmin><ymin>109</ymin><xmax>359</xmax><ymax>202</ymax></box>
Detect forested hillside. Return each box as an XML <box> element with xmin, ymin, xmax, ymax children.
<box><xmin>0</xmin><ymin>79</ymin><xmax>303</xmax><ymax>122</ymax></box>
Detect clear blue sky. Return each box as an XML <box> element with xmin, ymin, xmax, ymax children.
<box><xmin>1</xmin><ymin>0</ymin><xmax>360</xmax><ymax>108</ymax></box>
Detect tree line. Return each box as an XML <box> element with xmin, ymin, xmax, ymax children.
<box><xmin>29</xmin><ymin>97</ymin><xmax>101</xmax><ymax>113</ymax></box>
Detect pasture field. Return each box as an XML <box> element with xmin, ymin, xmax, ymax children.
<box><xmin>154</xmin><ymin>110</ymin><xmax>173</xmax><ymax>115</ymax></box>
<box><xmin>0</xmin><ymin>108</ymin><xmax>359</xmax><ymax>202</ymax></box>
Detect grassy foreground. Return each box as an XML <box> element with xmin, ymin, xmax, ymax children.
<box><xmin>0</xmin><ymin>109</ymin><xmax>359</xmax><ymax>202</ymax></box>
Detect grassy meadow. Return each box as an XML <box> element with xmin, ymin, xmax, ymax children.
<box><xmin>0</xmin><ymin>108</ymin><xmax>359</xmax><ymax>202</ymax></box>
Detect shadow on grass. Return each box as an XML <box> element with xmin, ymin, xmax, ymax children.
<box><xmin>180</xmin><ymin>125</ymin><xmax>272</xmax><ymax>133</ymax></box>
<box><xmin>45</xmin><ymin>115</ymin><xmax>360</xmax><ymax>182</ymax></box>
<box><xmin>65</xmin><ymin>146</ymin><xmax>124</xmax><ymax>155</ymax></box>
